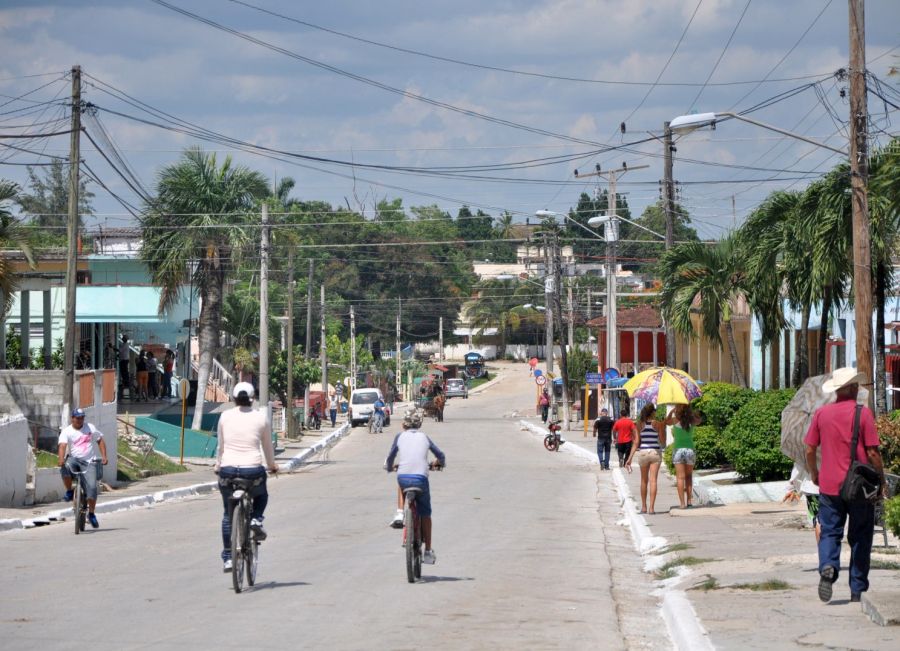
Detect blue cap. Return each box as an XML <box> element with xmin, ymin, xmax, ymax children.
<box><xmin>71</xmin><ymin>408</ymin><xmax>86</xmax><ymax>418</ymax></box>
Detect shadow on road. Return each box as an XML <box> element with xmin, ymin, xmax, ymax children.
<box><xmin>418</xmin><ymin>575</ymin><xmax>475</xmax><ymax>584</ymax></box>
<box><xmin>248</xmin><ymin>581</ymin><xmax>310</xmax><ymax>591</ymax></box>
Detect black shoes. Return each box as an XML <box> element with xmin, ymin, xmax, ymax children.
<box><xmin>818</xmin><ymin>566</ymin><xmax>836</xmax><ymax>603</ymax></box>
<box><xmin>850</xmin><ymin>592</ymin><xmax>861</xmax><ymax>603</ymax></box>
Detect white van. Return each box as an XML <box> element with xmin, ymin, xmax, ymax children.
<box><xmin>348</xmin><ymin>388</ymin><xmax>390</xmax><ymax>428</ymax></box>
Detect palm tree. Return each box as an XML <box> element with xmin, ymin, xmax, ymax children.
<box><xmin>141</xmin><ymin>148</ymin><xmax>269</xmax><ymax>429</ymax></box>
<box><xmin>494</xmin><ymin>211</ymin><xmax>515</xmax><ymax>240</ymax></box>
<box><xmin>467</xmin><ymin>279</ymin><xmax>532</xmax><ymax>358</ymax></box>
<box><xmin>0</xmin><ymin>180</ymin><xmax>35</xmax><ymax>318</ymax></box>
<box><xmin>659</xmin><ymin>235</ymin><xmax>751</xmax><ymax>388</ymax></box>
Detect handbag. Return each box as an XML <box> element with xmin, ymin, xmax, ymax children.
<box><xmin>839</xmin><ymin>404</ymin><xmax>882</xmax><ymax>503</ymax></box>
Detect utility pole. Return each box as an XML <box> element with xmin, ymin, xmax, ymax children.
<box><xmin>396</xmin><ymin>297</ymin><xmax>402</xmax><ymax>397</ymax></box>
<box><xmin>285</xmin><ymin>251</ymin><xmax>295</xmax><ymax>438</ymax></box>
<box><xmin>567</xmin><ymin>281</ymin><xmax>575</xmax><ymax>351</ymax></box>
<box><xmin>663</xmin><ymin>124</ymin><xmax>676</xmax><ymax>369</ymax></box>
<box><xmin>439</xmin><ymin>316</ymin><xmax>443</xmax><ymax>361</ymax></box>
<box><xmin>350</xmin><ymin>305</ymin><xmax>356</xmax><ymax>391</ymax></box>
<box><xmin>543</xmin><ymin>232</ymin><xmax>554</xmax><ymax>374</ymax></box>
<box><xmin>259</xmin><ymin>203</ymin><xmax>269</xmax><ymax>411</ymax></box>
<box><xmin>62</xmin><ymin>65</ymin><xmax>81</xmax><ymax>413</ymax></box>
<box><xmin>304</xmin><ymin>259</ymin><xmax>313</xmax><ymax>424</ymax></box>
<box><xmin>551</xmin><ymin>234</ymin><xmax>571</xmax><ymax>431</ymax></box>
<box><xmin>320</xmin><ymin>285</ymin><xmax>327</xmax><ymax>402</ymax></box>
<box><xmin>848</xmin><ymin>0</ymin><xmax>874</xmax><ymax>407</ymax></box>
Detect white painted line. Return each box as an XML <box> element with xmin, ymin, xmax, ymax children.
<box><xmin>662</xmin><ymin>591</ymin><xmax>715</xmax><ymax>650</ymax></box>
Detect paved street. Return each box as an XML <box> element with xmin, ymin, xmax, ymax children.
<box><xmin>0</xmin><ymin>366</ymin><xmax>667</xmax><ymax>650</ymax></box>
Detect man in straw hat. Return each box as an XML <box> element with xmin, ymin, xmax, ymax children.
<box><xmin>804</xmin><ymin>367</ymin><xmax>887</xmax><ymax>604</ymax></box>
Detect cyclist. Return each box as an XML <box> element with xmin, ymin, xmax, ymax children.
<box><xmin>385</xmin><ymin>408</ymin><xmax>445</xmax><ymax>564</ymax></box>
<box><xmin>216</xmin><ymin>382</ymin><xmax>278</xmax><ymax>573</ymax></box>
<box><xmin>58</xmin><ymin>408</ymin><xmax>108</xmax><ymax>529</ymax></box>
<box><xmin>372</xmin><ymin>395</ymin><xmax>386</xmax><ymax>433</ymax></box>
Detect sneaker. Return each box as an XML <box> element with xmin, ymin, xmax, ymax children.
<box><xmin>223</xmin><ymin>559</ymin><xmax>233</xmax><ymax>573</ymax></box>
<box><xmin>250</xmin><ymin>518</ymin><xmax>267</xmax><ymax>541</ymax></box>
<box><xmin>818</xmin><ymin>565</ymin><xmax>836</xmax><ymax>602</ymax></box>
<box><xmin>850</xmin><ymin>592</ymin><xmax>861</xmax><ymax>603</ymax></box>
<box><xmin>63</xmin><ymin>489</ymin><xmax>73</xmax><ymax>502</ymax></box>
<box><xmin>422</xmin><ymin>549</ymin><xmax>436</xmax><ymax>565</ymax></box>
<box><xmin>390</xmin><ymin>509</ymin><xmax>404</xmax><ymax>528</ymax></box>
<box><xmin>88</xmin><ymin>513</ymin><xmax>99</xmax><ymax>529</ymax></box>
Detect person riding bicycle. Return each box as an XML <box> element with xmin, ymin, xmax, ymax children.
<box><xmin>58</xmin><ymin>408</ymin><xmax>108</xmax><ymax>529</ymax></box>
<box><xmin>384</xmin><ymin>407</ymin><xmax>446</xmax><ymax>565</ymax></box>
<box><xmin>372</xmin><ymin>396</ymin><xmax>386</xmax><ymax>432</ymax></box>
<box><xmin>215</xmin><ymin>382</ymin><xmax>278</xmax><ymax>573</ymax></box>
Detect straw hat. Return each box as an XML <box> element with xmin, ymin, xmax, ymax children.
<box><xmin>822</xmin><ymin>367</ymin><xmax>865</xmax><ymax>393</ymax></box>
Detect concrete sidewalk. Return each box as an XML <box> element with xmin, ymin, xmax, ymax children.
<box><xmin>561</xmin><ymin>429</ymin><xmax>900</xmax><ymax>648</ymax></box>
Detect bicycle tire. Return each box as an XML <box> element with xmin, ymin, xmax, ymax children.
<box><xmin>246</xmin><ymin>513</ymin><xmax>258</xmax><ymax>587</ymax></box>
<box><xmin>404</xmin><ymin>501</ymin><xmax>416</xmax><ymax>583</ymax></box>
<box><xmin>231</xmin><ymin>501</ymin><xmax>245</xmax><ymax>593</ymax></box>
<box><xmin>73</xmin><ymin>478</ymin><xmax>84</xmax><ymax>535</ymax></box>
<box><xmin>368</xmin><ymin>416</ymin><xmax>375</xmax><ymax>435</ymax></box>
<box><xmin>544</xmin><ymin>435</ymin><xmax>558</xmax><ymax>452</ymax></box>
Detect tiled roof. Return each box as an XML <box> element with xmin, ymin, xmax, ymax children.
<box><xmin>586</xmin><ymin>305</ymin><xmax>662</xmax><ymax>329</ymax></box>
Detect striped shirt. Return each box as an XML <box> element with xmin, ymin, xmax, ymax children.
<box><xmin>638</xmin><ymin>422</ymin><xmax>661</xmax><ymax>450</ymax></box>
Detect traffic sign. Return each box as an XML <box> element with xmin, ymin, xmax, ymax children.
<box><xmin>603</xmin><ymin>367</ymin><xmax>621</xmax><ymax>383</ymax></box>
<box><xmin>533</xmin><ymin>368</ymin><xmax>543</xmax><ymax>377</ymax></box>
<box><xmin>585</xmin><ymin>372</ymin><xmax>603</xmax><ymax>385</ymax></box>
<box><xmin>535</xmin><ymin>375</ymin><xmax>547</xmax><ymax>386</ymax></box>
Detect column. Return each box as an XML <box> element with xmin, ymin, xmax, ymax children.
<box><xmin>633</xmin><ymin>330</ymin><xmax>639</xmax><ymax>375</ymax></box>
<box><xmin>20</xmin><ymin>291</ymin><xmax>30</xmax><ymax>369</ymax></box>
<box><xmin>0</xmin><ymin>289</ymin><xmax>6</xmax><ymax>368</ymax></box>
<box><xmin>652</xmin><ymin>330</ymin><xmax>658</xmax><ymax>366</ymax></box>
<box><xmin>43</xmin><ymin>290</ymin><xmax>52</xmax><ymax>369</ymax></box>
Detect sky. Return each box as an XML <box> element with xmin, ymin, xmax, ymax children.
<box><xmin>1</xmin><ymin>0</ymin><xmax>898</xmax><ymax>239</ymax></box>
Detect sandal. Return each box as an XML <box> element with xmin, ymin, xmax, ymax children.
<box><xmin>639</xmin><ymin>508</ymin><xmax>647</xmax><ymax>514</ymax></box>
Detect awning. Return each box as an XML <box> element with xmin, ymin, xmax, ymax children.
<box><xmin>75</xmin><ymin>286</ymin><xmax>166</xmax><ymax>323</ymax></box>
<box><xmin>453</xmin><ymin>327</ymin><xmax>498</xmax><ymax>336</ymax></box>
<box><xmin>431</xmin><ymin>364</ymin><xmax>449</xmax><ymax>372</ymax></box>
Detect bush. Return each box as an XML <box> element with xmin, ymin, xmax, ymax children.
<box><xmin>721</xmin><ymin>389</ymin><xmax>796</xmax><ymax>482</ymax></box>
<box><xmin>876</xmin><ymin>415</ymin><xmax>900</xmax><ymax>476</ymax></box>
<box><xmin>693</xmin><ymin>425</ymin><xmax>727</xmax><ymax>469</ymax></box>
<box><xmin>663</xmin><ymin>443</ymin><xmax>674</xmax><ymax>473</ymax></box>
<box><xmin>693</xmin><ymin>382</ymin><xmax>756</xmax><ymax>432</ymax></box>
<box><xmin>885</xmin><ymin>496</ymin><xmax>900</xmax><ymax>538</ymax></box>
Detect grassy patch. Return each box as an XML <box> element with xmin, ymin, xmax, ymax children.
<box><xmin>689</xmin><ymin>575</ymin><xmax>720</xmax><ymax>591</ymax></box>
<box><xmin>654</xmin><ymin>542</ymin><xmax>693</xmax><ymax>555</ymax></box>
<box><xmin>116</xmin><ymin>439</ymin><xmax>187</xmax><ymax>483</ymax></box>
<box><xmin>35</xmin><ymin>449</ymin><xmax>59</xmax><ymax>468</ymax></box>
<box><xmin>467</xmin><ymin>376</ymin><xmax>491</xmax><ymax>390</ymax></box>
<box><xmin>730</xmin><ymin>579</ymin><xmax>794</xmax><ymax>591</ymax></box>
<box><xmin>654</xmin><ymin>556</ymin><xmax>715</xmax><ymax>580</ymax></box>
<box><xmin>869</xmin><ymin>559</ymin><xmax>900</xmax><ymax>571</ymax></box>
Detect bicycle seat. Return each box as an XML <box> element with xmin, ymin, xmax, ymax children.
<box><xmin>223</xmin><ymin>477</ymin><xmax>263</xmax><ymax>490</ymax></box>
<box><xmin>403</xmin><ymin>487</ymin><xmax>423</xmax><ymax>496</ymax></box>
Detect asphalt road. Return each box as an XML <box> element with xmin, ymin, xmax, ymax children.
<box><xmin>0</xmin><ymin>364</ymin><xmax>666</xmax><ymax>650</ymax></box>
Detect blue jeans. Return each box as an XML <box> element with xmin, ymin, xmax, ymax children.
<box><xmin>329</xmin><ymin>409</ymin><xmax>337</xmax><ymax>427</ymax></box>
<box><xmin>398</xmin><ymin>475</ymin><xmax>432</xmax><ymax>517</ymax></box>
<box><xmin>218</xmin><ymin>466</ymin><xmax>268</xmax><ymax>561</ymax></box>
<box><xmin>817</xmin><ymin>493</ymin><xmax>875</xmax><ymax>593</ymax></box>
<box><xmin>597</xmin><ymin>438</ymin><xmax>611</xmax><ymax>468</ymax></box>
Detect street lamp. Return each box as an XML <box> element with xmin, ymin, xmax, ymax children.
<box><xmin>670</xmin><ymin>109</ymin><xmax>874</xmax><ymax>397</ymax></box>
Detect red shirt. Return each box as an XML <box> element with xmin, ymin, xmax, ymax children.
<box><xmin>803</xmin><ymin>397</ymin><xmax>879</xmax><ymax>496</ymax></box>
<box><xmin>612</xmin><ymin>417</ymin><xmax>635</xmax><ymax>444</ymax></box>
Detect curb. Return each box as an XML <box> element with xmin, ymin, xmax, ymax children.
<box><xmin>1</xmin><ymin>423</ymin><xmax>354</xmax><ymax>533</ymax></box>
<box><xmin>518</xmin><ymin>418</ymin><xmax>714</xmax><ymax>651</ymax></box>
<box><xmin>467</xmin><ymin>372</ymin><xmax>505</xmax><ymax>395</ymax></box>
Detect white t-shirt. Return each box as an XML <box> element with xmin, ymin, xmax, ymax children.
<box><xmin>59</xmin><ymin>423</ymin><xmax>103</xmax><ymax>461</ymax></box>
<box><xmin>216</xmin><ymin>406</ymin><xmax>276</xmax><ymax>468</ymax></box>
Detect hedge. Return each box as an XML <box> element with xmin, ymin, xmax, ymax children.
<box><xmin>662</xmin><ymin>425</ymin><xmax>725</xmax><ymax>473</ymax></box>
<box><xmin>885</xmin><ymin>496</ymin><xmax>900</xmax><ymax>538</ymax></box>
<box><xmin>693</xmin><ymin>382</ymin><xmax>757</xmax><ymax>432</ymax></box>
<box><xmin>875</xmin><ymin>415</ymin><xmax>900</xmax><ymax>476</ymax></box>
<box><xmin>721</xmin><ymin>388</ymin><xmax>796</xmax><ymax>482</ymax></box>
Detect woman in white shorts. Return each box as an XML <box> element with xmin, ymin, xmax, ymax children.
<box><xmin>671</xmin><ymin>404</ymin><xmax>701</xmax><ymax>509</ymax></box>
<box><xmin>625</xmin><ymin>403</ymin><xmax>667</xmax><ymax>514</ymax></box>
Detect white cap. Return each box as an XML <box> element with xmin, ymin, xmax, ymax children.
<box><xmin>232</xmin><ymin>381</ymin><xmax>255</xmax><ymax>400</ymax></box>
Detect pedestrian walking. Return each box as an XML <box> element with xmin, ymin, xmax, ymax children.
<box><xmin>784</xmin><ymin>463</ymin><xmax>821</xmax><ymax>543</ymax></box>
<box><xmin>612</xmin><ymin>408</ymin><xmax>637</xmax><ymax>468</ymax></box>
<box><xmin>147</xmin><ymin>350</ymin><xmax>159</xmax><ymax>399</ymax></box>
<box><xmin>804</xmin><ymin>368</ymin><xmax>887</xmax><ymax>604</ymax></box>
<box><xmin>593</xmin><ymin>408</ymin><xmax>614</xmax><ymax>469</ymax></box>
<box><xmin>162</xmin><ymin>349</ymin><xmax>174</xmax><ymax>398</ymax></box>
<box><xmin>539</xmin><ymin>388</ymin><xmax>550</xmax><ymax>424</ymax></box>
<box><xmin>329</xmin><ymin>393</ymin><xmax>338</xmax><ymax>428</ymax></box>
<box><xmin>671</xmin><ymin>403</ymin><xmax>701</xmax><ymax>509</ymax></box>
<box><xmin>136</xmin><ymin>350</ymin><xmax>149</xmax><ymax>401</ymax></box>
<box><xmin>113</xmin><ymin>334</ymin><xmax>131</xmax><ymax>400</ymax></box>
<box><xmin>625</xmin><ymin>403</ymin><xmax>667</xmax><ymax>514</ymax></box>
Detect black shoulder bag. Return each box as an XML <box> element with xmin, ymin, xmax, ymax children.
<box><xmin>839</xmin><ymin>405</ymin><xmax>882</xmax><ymax>503</ymax></box>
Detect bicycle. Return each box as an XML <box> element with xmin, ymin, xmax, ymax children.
<box><xmin>70</xmin><ymin>465</ymin><xmax>89</xmax><ymax>535</ymax></box>
<box><xmin>399</xmin><ymin>463</ymin><xmax>442</xmax><ymax>583</ymax></box>
<box><xmin>226</xmin><ymin>476</ymin><xmax>264</xmax><ymax>593</ymax></box>
<box><xmin>543</xmin><ymin>420</ymin><xmax>564</xmax><ymax>452</ymax></box>
<box><xmin>368</xmin><ymin>411</ymin><xmax>384</xmax><ymax>435</ymax></box>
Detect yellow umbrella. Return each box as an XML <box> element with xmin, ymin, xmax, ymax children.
<box><xmin>622</xmin><ymin>366</ymin><xmax>702</xmax><ymax>405</ymax></box>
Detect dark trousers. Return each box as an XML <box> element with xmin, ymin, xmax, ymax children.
<box><xmin>118</xmin><ymin>360</ymin><xmax>130</xmax><ymax>395</ymax></box>
<box><xmin>616</xmin><ymin>441</ymin><xmax>632</xmax><ymax>466</ymax></box>
<box><xmin>218</xmin><ymin>466</ymin><xmax>268</xmax><ymax>561</ymax></box>
<box><xmin>817</xmin><ymin>493</ymin><xmax>875</xmax><ymax>594</ymax></box>
<box><xmin>329</xmin><ymin>409</ymin><xmax>337</xmax><ymax>427</ymax></box>
<box><xmin>540</xmin><ymin>404</ymin><xmax>549</xmax><ymax>423</ymax></box>
<box><xmin>597</xmin><ymin>438</ymin><xmax>611</xmax><ymax>468</ymax></box>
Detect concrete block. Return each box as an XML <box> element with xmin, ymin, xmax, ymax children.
<box><xmin>862</xmin><ymin>591</ymin><xmax>900</xmax><ymax>626</ymax></box>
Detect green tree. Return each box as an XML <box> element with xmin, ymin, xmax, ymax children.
<box><xmin>620</xmin><ymin>201</ymin><xmax>697</xmax><ymax>273</ymax></box>
<box><xmin>659</xmin><ymin>235</ymin><xmax>751</xmax><ymax>387</ymax></box>
<box><xmin>270</xmin><ymin>348</ymin><xmax>320</xmax><ymax>407</ymax></box>
<box><xmin>0</xmin><ymin>180</ymin><xmax>35</xmax><ymax>318</ymax></box>
<box><xmin>325</xmin><ymin>333</ymin><xmax>374</xmax><ymax>370</ymax></box>
<box><xmin>141</xmin><ymin>147</ymin><xmax>269</xmax><ymax>429</ymax></box>
<box><xmin>17</xmin><ymin>159</ymin><xmax>93</xmax><ymax>230</ymax></box>
<box><xmin>467</xmin><ymin>279</ymin><xmax>533</xmax><ymax>357</ymax></box>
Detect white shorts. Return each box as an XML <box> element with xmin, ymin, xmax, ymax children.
<box><xmin>673</xmin><ymin>448</ymin><xmax>696</xmax><ymax>465</ymax></box>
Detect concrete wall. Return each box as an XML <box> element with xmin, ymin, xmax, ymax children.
<box><xmin>0</xmin><ymin>415</ymin><xmax>29</xmax><ymax>506</ymax></box>
<box><xmin>0</xmin><ymin>370</ymin><xmax>66</xmax><ymax>447</ymax></box>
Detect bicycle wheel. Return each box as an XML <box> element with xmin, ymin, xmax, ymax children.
<box><xmin>73</xmin><ymin>478</ymin><xmax>84</xmax><ymax>535</ymax></box>
<box><xmin>368</xmin><ymin>416</ymin><xmax>375</xmax><ymax>435</ymax></box>
<box><xmin>230</xmin><ymin>501</ymin><xmax>245</xmax><ymax>593</ymax></box>
<box><xmin>544</xmin><ymin>434</ymin><xmax>558</xmax><ymax>452</ymax></box>
<box><xmin>413</xmin><ymin>525</ymin><xmax>422</xmax><ymax>580</ymax></box>
<box><xmin>246</xmin><ymin>518</ymin><xmax>258</xmax><ymax>587</ymax></box>
<box><xmin>404</xmin><ymin>502</ymin><xmax>416</xmax><ymax>583</ymax></box>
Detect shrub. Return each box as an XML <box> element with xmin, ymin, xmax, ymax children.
<box><xmin>876</xmin><ymin>415</ymin><xmax>900</xmax><ymax>475</ymax></box>
<box><xmin>885</xmin><ymin>496</ymin><xmax>900</xmax><ymax>538</ymax></box>
<box><xmin>693</xmin><ymin>425</ymin><xmax>727</xmax><ymax>469</ymax></box>
<box><xmin>663</xmin><ymin>443</ymin><xmax>674</xmax><ymax>473</ymax></box>
<box><xmin>693</xmin><ymin>382</ymin><xmax>757</xmax><ymax>432</ymax></box>
<box><xmin>721</xmin><ymin>389</ymin><xmax>796</xmax><ymax>482</ymax></box>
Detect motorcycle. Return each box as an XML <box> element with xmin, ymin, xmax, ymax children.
<box><xmin>543</xmin><ymin>420</ymin><xmax>564</xmax><ymax>452</ymax></box>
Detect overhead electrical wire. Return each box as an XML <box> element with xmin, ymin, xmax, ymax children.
<box><xmin>686</xmin><ymin>0</ymin><xmax>752</xmax><ymax>112</ymax></box>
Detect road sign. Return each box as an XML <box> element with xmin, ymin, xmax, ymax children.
<box><xmin>528</xmin><ymin>357</ymin><xmax>538</xmax><ymax>369</ymax></box>
<box><xmin>535</xmin><ymin>375</ymin><xmax>546</xmax><ymax>386</ymax></box>
<box><xmin>585</xmin><ymin>372</ymin><xmax>603</xmax><ymax>385</ymax></box>
<box><xmin>179</xmin><ymin>378</ymin><xmax>189</xmax><ymax>399</ymax></box>
<box><xmin>533</xmin><ymin>368</ymin><xmax>543</xmax><ymax>377</ymax></box>
<box><xmin>603</xmin><ymin>367</ymin><xmax>621</xmax><ymax>383</ymax></box>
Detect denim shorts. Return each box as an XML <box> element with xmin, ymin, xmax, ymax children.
<box><xmin>61</xmin><ymin>458</ymin><xmax>102</xmax><ymax>500</ymax></box>
<box><xmin>397</xmin><ymin>475</ymin><xmax>432</xmax><ymax>517</ymax></box>
<box><xmin>672</xmin><ymin>448</ymin><xmax>696</xmax><ymax>465</ymax></box>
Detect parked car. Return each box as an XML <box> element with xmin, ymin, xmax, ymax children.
<box><xmin>445</xmin><ymin>378</ymin><xmax>468</xmax><ymax>399</ymax></box>
<box><xmin>348</xmin><ymin>388</ymin><xmax>391</xmax><ymax>427</ymax></box>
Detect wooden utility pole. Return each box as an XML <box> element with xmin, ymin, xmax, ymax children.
<box><xmin>551</xmin><ymin>235</ymin><xmax>571</xmax><ymax>431</ymax></box>
<box><xmin>439</xmin><ymin>316</ymin><xmax>443</xmax><ymax>361</ymax></box>
<box><xmin>663</xmin><ymin>123</ymin><xmax>676</xmax><ymax>369</ymax></box>
<box><xmin>304</xmin><ymin>259</ymin><xmax>313</xmax><ymax>423</ymax></box>
<box><xmin>848</xmin><ymin>0</ymin><xmax>874</xmax><ymax>404</ymax></box>
<box><xmin>543</xmin><ymin>231</ymin><xmax>554</xmax><ymax>374</ymax></box>
<box><xmin>285</xmin><ymin>251</ymin><xmax>295</xmax><ymax>438</ymax></box>
<box><xmin>396</xmin><ymin>297</ymin><xmax>402</xmax><ymax>395</ymax></box>
<box><xmin>320</xmin><ymin>285</ymin><xmax>327</xmax><ymax>400</ymax></box>
<box><xmin>567</xmin><ymin>281</ymin><xmax>575</xmax><ymax>351</ymax></box>
<box><xmin>259</xmin><ymin>203</ymin><xmax>269</xmax><ymax>411</ymax></box>
<box><xmin>62</xmin><ymin>65</ymin><xmax>82</xmax><ymax>413</ymax></box>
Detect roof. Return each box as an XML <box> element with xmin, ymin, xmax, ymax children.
<box><xmin>74</xmin><ymin>286</ymin><xmax>166</xmax><ymax>323</ymax></box>
<box><xmin>587</xmin><ymin>305</ymin><xmax>662</xmax><ymax>329</ymax></box>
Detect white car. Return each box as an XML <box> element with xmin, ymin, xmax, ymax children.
<box><xmin>348</xmin><ymin>388</ymin><xmax>391</xmax><ymax>427</ymax></box>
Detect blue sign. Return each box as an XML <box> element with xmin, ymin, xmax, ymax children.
<box><xmin>585</xmin><ymin>372</ymin><xmax>603</xmax><ymax>385</ymax></box>
<box><xmin>603</xmin><ymin>367</ymin><xmax>621</xmax><ymax>383</ymax></box>
<box><xmin>533</xmin><ymin>369</ymin><xmax>543</xmax><ymax>377</ymax></box>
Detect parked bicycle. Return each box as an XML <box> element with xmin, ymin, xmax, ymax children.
<box><xmin>400</xmin><ymin>462</ymin><xmax>442</xmax><ymax>583</ymax></box>
<box><xmin>226</xmin><ymin>476</ymin><xmax>264</xmax><ymax>593</ymax></box>
<box><xmin>543</xmin><ymin>420</ymin><xmax>564</xmax><ymax>452</ymax></box>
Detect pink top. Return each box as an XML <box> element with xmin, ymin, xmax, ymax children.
<box><xmin>804</xmin><ymin>396</ymin><xmax>879</xmax><ymax>495</ymax></box>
